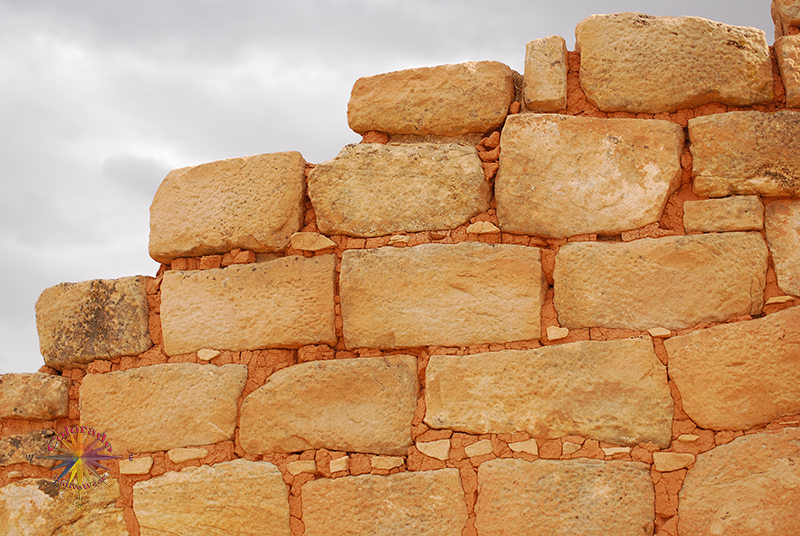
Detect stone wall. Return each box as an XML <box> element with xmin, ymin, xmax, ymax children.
<box><xmin>2</xmin><ymin>4</ymin><xmax>800</xmax><ymax>536</ymax></box>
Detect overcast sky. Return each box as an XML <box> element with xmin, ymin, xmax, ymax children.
<box><xmin>0</xmin><ymin>1</ymin><xmax>774</xmax><ymax>373</ymax></box>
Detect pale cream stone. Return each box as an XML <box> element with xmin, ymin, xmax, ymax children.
<box><xmin>652</xmin><ymin>452</ymin><xmax>695</xmax><ymax>472</ymax></box>
<box><xmin>496</xmin><ymin>114</ymin><xmax>683</xmax><ymax>238</ymax></box>
<box><xmin>388</xmin><ymin>234</ymin><xmax>410</xmax><ymax>245</ymax></box>
<box><xmin>466</xmin><ymin>221</ymin><xmax>500</xmax><ymax>234</ymax></box>
<box><xmin>508</xmin><ymin>439</ymin><xmax>538</xmax><ymax>455</ymax></box>
<box><xmin>0</xmin><ymin>373</ymin><xmax>70</xmax><ymax>420</ymax></box>
<box><xmin>683</xmin><ymin>196</ymin><xmax>764</xmax><ymax>233</ymax></box>
<box><xmin>196</xmin><ymin>349</ymin><xmax>219</xmax><ymax>362</ymax></box>
<box><xmin>290</xmin><ymin>232</ymin><xmax>336</xmax><ymax>251</ymax></box>
<box><xmin>167</xmin><ymin>448</ymin><xmax>208</xmax><ymax>464</ymax></box>
<box><xmin>547</xmin><ymin>326</ymin><xmax>569</xmax><ymax>340</ymax></box>
<box><xmin>371</xmin><ymin>456</ymin><xmax>403</xmax><ymax>470</ymax></box>
<box><xmin>329</xmin><ymin>456</ymin><xmax>349</xmax><ymax>473</ymax></box>
<box><xmin>562</xmin><ymin>442</ymin><xmax>581</xmax><ymax>455</ymax></box>
<box><xmin>775</xmin><ymin>36</ymin><xmax>800</xmax><ymax>108</ymax></box>
<box><xmin>677</xmin><ymin>435</ymin><xmax>700</xmax><ymax>442</ymax></box>
<box><xmin>0</xmin><ymin>430</ymin><xmax>56</xmax><ymax>468</ymax></box>
<box><xmin>119</xmin><ymin>457</ymin><xmax>153</xmax><ymax>475</ymax></box>
<box><xmin>602</xmin><ymin>446</ymin><xmax>631</xmax><ymax>456</ymax></box>
<box><xmin>286</xmin><ymin>460</ymin><xmax>316</xmax><ymax>475</ymax></box>
<box><xmin>465</xmin><ymin>440</ymin><xmax>494</xmax><ymax>458</ymax></box>
<box><xmin>416</xmin><ymin>439</ymin><xmax>450</xmax><ymax>460</ymax></box>
<box><xmin>52</xmin><ymin>506</ymin><xmax>129</xmax><ymax>536</ymax></box>
<box><xmin>765</xmin><ymin>199</ymin><xmax>800</xmax><ymax>296</ymax></box>
<box><xmin>523</xmin><ymin>36</ymin><xmax>568</xmax><ymax>112</ymax></box>
<box><xmin>766</xmin><ymin>295</ymin><xmax>795</xmax><ymax>305</ymax></box>
<box><xmin>647</xmin><ymin>328</ymin><xmax>671</xmax><ymax>338</ymax></box>
<box><xmin>7</xmin><ymin>472</ymin><xmax>22</xmax><ymax>479</ymax></box>
<box><xmin>773</xmin><ymin>0</ymin><xmax>800</xmax><ymax>38</ymax></box>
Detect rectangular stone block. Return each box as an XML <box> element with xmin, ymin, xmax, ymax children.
<box><xmin>776</xmin><ymin>36</ymin><xmax>800</xmax><ymax>108</ymax></box>
<box><xmin>773</xmin><ymin>0</ymin><xmax>800</xmax><ymax>38</ymax></box>
<box><xmin>683</xmin><ymin>196</ymin><xmax>764</xmax><ymax>233</ymax></box>
<box><xmin>523</xmin><ymin>36</ymin><xmax>567</xmax><ymax>112</ymax></box>
<box><xmin>496</xmin><ymin>114</ymin><xmax>683</xmax><ymax>238</ymax></box>
<box><xmin>160</xmin><ymin>255</ymin><xmax>335</xmax><ymax>355</ymax></box>
<box><xmin>0</xmin><ymin>373</ymin><xmax>70</xmax><ymax>420</ymax></box>
<box><xmin>425</xmin><ymin>338</ymin><xmax>672</xmax><ymax>447</ymax></box>
<box><xmin>0</xmin><ymin>430</ymin><xmax>56</xmax><ymax>467</ymax></box>
<box><xmin>554</xmin><ymin>233</ymin><xmax>768</xmax><ymax>330</ymax></box>
<box><xmin>766</xmin><ymin>199</ymin><xmax>800</xmax><ymax>297</ymax></box>
<box><xmin>340</xmin><ymin>243</ymin><xmax>547</xmax><ymax>348</ymax></box>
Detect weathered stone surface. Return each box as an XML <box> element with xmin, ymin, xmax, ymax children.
<box><xmin>465</xmin><ymin>439</ymin><xmax>493</xmax><ymax>457</ymax></box>
<box><xmin>329</xmin><ymin>456</ymin><xmax>349</xmax><ymax>473</ymax></box>
<box><xmin>371</xmin><ymin>456</ymin><xmax>403</xmax><ymax>470</ymax></box>
<box><xmin>240</xmin><ymin>356</ymin><xmax>417</xmax><ymax>455</ymax></box>
<box><xmin>554</xmin><ymin>233</ymin><xmax>768</xmax><ymax>330</ymax></box>
<box><xmin>417</xmin><ymin>439</ymin><xmax>450</xmax><ymax>460</ymax></box>
<box><xmin>35</xmin><ymin>277</ymin><xmax>151</xmax><ymax>370</ymax></box>
<box><xmin>308</xmin><ymin>143</ymin><xmax>490</xmax><ymax>237</ymax></box>
<box><xmin>476</xmin><ymin>459</ymin><xmax>654</xmax><ymax>536</ymax></box>
<box><xmin>765</xmin><ymin>200</ymin><xmax>800</xmax><ymax>296</ymax></box>
<box><xmin>290</xmin><ymin>232</ymin><xmax>336</xmax><ymax>251</ymax></box>
<box><xmin>80</xmin><ymin>363</ymin><xmax>246</xmax><ymax>453</ymax></box>
<box><xmin>773</xmin><ymin>0</ymin><xmax>800</xmax><ymax>38</ymax></box>
<box><xmin>52</xmin><ymin>506</ymin><xmax>128</xmax><ymax>536</ymax></box>
<box><xmin>575</xmin><ymin>13</ymin><xmax>772</xmax><ymax>113</ymax></box>
<box><xmin>303</xmin><ymin>469</ymin><xmax>467</xmax><ymax>536</ymax></box>
<box><xmin>0</xmin><ymin>373</ymin><xmax>70</xmax><ymax>419</ymax></box>
<box><xmin>119</xmin><ymin>457</ymin><xmax>153</xmax><ymax>475</ymax></box>
<box><xmin>690</xmin><ymin>111</ymin><xmax>800</xmax><ymax>197</ymax></box>
<box><xmin>341</xmin><ymin>243</ymin><xmax>547</xmax><ymax>348</ymax></box>
<box><xmin>425</xmin><ymin>339</ymin><xmax>673</xmax><ymax>448</ymax></box>
<box><xmin>134</xmin><ymin>460</ymin><xmax>289</xmax><ymax>536</ymax></box>
<box><xmin>149</xmin><ymin>152</ymin><xmax>306</xmax><ymax>263</ymax></box>
<box><xmin>0</xmin><ymin>429</ymin><xmax>56</xmax><ymax>467</ymax></box>
<box><xmin>523</xmin><ymin>36</ymin><xmax>567</xmax><ymax>112</ymax></box>
<box><xmin>286</xmin><ymin>460</ymin><xmax>316</xmax><ymax>475</ymax></box>
<box><xmin>683</xmin><ymin>196</ymin><xmax>764</xmax><ymax>233</ymax></box>
<box><xmin>679</xmin><ymin>428</ymin><xmax>800</xmax><ymax>535</ymax></box>
<box><xmin>160</xmin><ymin>255</ymin><xmax>335</xmax><ymax>355</ymax></box>
<box><xmin>546</xmin><ymin>326</ymin><xmax>569</xmax><ymax>340</ymax></box>
<box><xmin>652</xmin><ymin>452</ymin><xmax>695</xmax><ymax>472</ymax></box>
<box><xmin>347</xmin><ymin>61</ymin><xmax>514</xmax><ymax>136</ymax></box>
<box><xmin>665</xmin><ymin>307</ymin><xmax>800</xmax><ymax>430</ymax></box>
<box><xmin>495</xmin><ymin>114</ymin><xmax>683</xmax><ymax>238</ymax></box>
<box><xmin>167</xmin><ymin>448</ymin><xmax>208</xmax><ymax>463</ymax></box>
<box><xmin>509</xmin><ymin>439</ymin><xmax>538</xmax><ymax>455</ymax></box>
<box><xmin>776</xmin><ymin>36</ymin><xmax>800</xmax><ymax>108</ymax></box>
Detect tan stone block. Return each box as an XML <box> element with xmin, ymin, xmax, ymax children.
<box><xmin>167</xmin><ymin>448</ymin><xmax>208</xmax><ymax>464</ymax></box>
<box><xmin>765</xmin><ymin>200</ymin><xmax>800</xmax><ymax>296</ymax></box>
<box><xmin>347</xmin><ymin>61</ymin><xmax>514</xmax><ymax>136</ymax></box>
<box><xmin>475</xmin><ymin>459</ymin><xmax>654</xmax><ymax>536</ymax></box>
<box><xmin>0</xmin><ymin>373</ymin><xmax>70</xmax><ymax>419</ymax></box>
<box><xmin>554</xmin><ymin>233</ymin><xmax>768</xmax><ymax>330</ymax></box>
<box><xmin>196</xmin><ymin>349</ymin><xmax>219</xmax><ymax>362</ymax></box>
<box><xmin>766</xmin><ymin>295</ymin><xmax>795</xmax><ymax>305</ymax></box>
<box><xmin>290</xmin><ymin>232</ymin><xmax>336</xmax><ymax>251</ymax></box>
<box><xmin>160</xmin><ymin>255</ymin><xmax>336</xmax><ymax>355</ymax></box>
<box><xmin>341</xmin><ymin>243</ymin><xmax>548</xmax><ymax>348</ymax></box>
<box><xmin>677</xmin><ymin>434</ymin><xmax>700</xmax><ymax>443</ymax></box>
<box><xmin>776</xmin><ymin>36</ymin><xmax>800</xmax><ymax>108</ymax></box>
<box><xmin>303</xmin><ymin>469</ymin><xmax>467</xmax><ymax>536</ymax></box>
<box><xmin>652</xmin><ymin>452</ymin><xmax>695</xmax><ymax>472</ymax></box>
<box><xmin>425</xmin><ymin>339</ymin><xmax>673</xmax><ymax>448</ymax></box>
<box><xmin>665</xmin><ymin>307</ymin><xmax>800</xmax><ymax>430</ymax></box>
<box><xmin>546</xmin><ymin>326</ymin><xmax>569</xmax><ymax>340</ymax></box>
<box><xmin>465</xmin><ymin>221</ymin><xmax>500</xmax><ymax>234</ymax></box>
<box><xmin>133</xmin><ymin>460</ymin><xmax>290</xmax><ymax>536</ymax></box>
<box><xmin>679</xmin><ymin>428</ymin><xmax>800</xmax><ymax>535</ymax></box>
<box><xmin>148</xmin><ymin>152</ymin><xmax>305</xmax><ymax>263</ymax></box>
<box><xmin>683</xmin><ymin>196</ymin><xmax>764</xmax><ymax>233</ymax></box>
<box><xmin>602</xmin><ymin>446</ymin><xmax>631</xmax><ymax>456</ymax></box>
<box><xmin>329</xmin><ymin>456</ymin><xmax>349</xmax><ymax>473</ymax></box>
<box><xmin>576</xmin><ymin>13</ymin><xmax>772</xmax><ymax>113</ymax></box>
<box><xmin>495</xmin><ymin>114</ymin><xmax>683</xmax><ymax>238</ymax></box>
<box><xmin>240</xmin><ymin>356</ymin><xmax>417</xmax><ymax>456</ymax></box>
<box><xmin>371</xmin><ymin>456</ymin><xmax>403</xmax><ymax>470</ymax></box>
<box><xmin>119</xmin><ymin>457</ymin><xmax>153</xmax><ymax>475</ymax></box>
<box><xmin>416</xmin><ymin>439</ymin><xmax>450</xmax><ymax>460</ymax></box>
<box><xmin>80</xmin><ymin>363</ymin><xmax>247</xmax><ymax>453</ymax></box>
<box><xmin>0</xmin><ymin>430</ymin><xmax>56</xmax><ymax>468</ymax></box>
<box><xmin>35</xmin><ymin>277</ymin><xmax>152</xmax><ymax>370</ymax></box>
<box><xmin>773</xmin><ymin>0</ymin><xmax>800</xmax><ymax>38</ymax></box>
<box><xmin>308</xmin><ymin>143</ymin><xmax>490</xmax><ymax>237</ymax></box>
<box><xmin>523</xmin><ymin>35</ymin><xmax>567</xmax><ymax>112</ymax></box>
<box><xmin>508</xmin><ymin>439</ymin><xmax>538</xmax><ymax>455</ymax></box>
<box><xmin>647</xmin><ymin>328</ymin><xmax>671</xmax><ymax>338</ymax></box>
<box><xmin>286</xmin><ymin>460</ymin><xmax>316</xmax><ymax>475</ymax></box>
<box><xmin>562</xmin><ymin>442</ymin><xmax>581</xmax><ymax>455</ymax></box>
<box><xmin>689</xmin><ymin>111</ymin><xmax>800</xmax><ymax>197</ymax></box>
<box><xmin>465</xmin><ymin>439</ymin><xmax>493</xmax><ymax>458</ymax></box>
<box><xmin>52</xmin><ymin>506</ymin><xmax>129</xmax><ymax>536</ymax></box>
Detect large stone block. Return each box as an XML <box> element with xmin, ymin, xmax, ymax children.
<box><xmin>773</xmin><ymin>0</ymin><xmax>800</xmax><ymax>38</ymax></box>
<box><xmin>679</xmin><ymin>428</ymin><xmax>800</xmax><ymax>535</ymax></box>
<box><xmin>476</xmin><ymin>459</ymin><xmax>654</xmax><ymax>536</ymax></box>
<box><xmin>347</xmin><ymin>61</ymin><xmax>514</xmax><ymax>136</ymax></box>
<box><xmin>133</xmin><ymin>460</ymin><xmax>289</xmax><ymax>536</ymax></box>
<box><xmin>576</xmin><ymin>13</ymin><xmax>773</xmax><ymax>113</ymax></box>
<box><xmin>80</xmin><ymin>363</ymin><xmax>246</xmax><ymax>453</ymax></box>
<box><xmin>683</xmin><ymin>196</ymin><xmax>764</xmax><ymax>233</ymax></box>
<box><xmin>35</xmin><ymin>277</ymin><xmax>152</xmax><ymax>370</ymax></box>
<box><xmin>149</xmin><ymin>152</ymin><xmax>306</xmax><ymax>263</ymax></box>
<box><xmin>765</xmin><ymin>200</ymin><xmax>800</xmax><ymax>296</ymax></box>
<box><xmin>307</xmin><ymin>143</ymin><xmax>490</xmax><ymax>237</ymax></box>
<box><xmin>160</xmin><ymin>255</ymin><xmax>335</xmax><ymax>355</ymax></box>
<box><xmin>523</xmin><ymin>36</ymin><xmax>567</xmax><ymax>112</ymax></box>
<box><xmin>665</xmin><ymin>307</ymin><xmax>800</xmax><ymax>430</ymax></box>
<box><xmin>0</xmin><ymin>373</ymin><xmax>70</xmax><ymax>419</ymax></box>
<box><xmin>340</xmin><ymin>243</ymin><xmax>548</xmax><ymax>348</ymax></box>
<box><xmin>689</xmin><ymin>111</ymin><xmax>800</xmax><ymax>197</ymax></box>
<box><xmin>425</xmin><ymin>338</ymin><xmax>672</xmax><ymax>447</ymax></box>
<box><xmin>496</xmin><ymin>114</ymin><xmax>683</xmax><ymax>238</ymax></box>
<box><xmin>554</xmin><ymin>233</ymin><xmax>768</xmax><ymax>330</ymax></box>
<box><xmin>776</xmin><ymin>36</ymin><xmax>800</xmax><ymax>108</ymax></box>
<box><xmin>0</xmin><ymin>429</ymin><xmax>56</xmax><ymax>467</ymax></box>
<box><xmin>240</xmin><ymin>356</ymin><xmax>418</xmax><ymax>455</ymax></box>
<box><xmin>303</xmin><ymin>469</ymin><xmax>467</xmax><ymax>536</ymax></box>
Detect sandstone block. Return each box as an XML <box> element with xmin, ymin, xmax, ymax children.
<box><xmin>290</xmin><ymin>232</ymin><xmax>335</xmax><ymax>251</ymax></box>
<box><xmin>80</xmin><ymin>363</ymin><xmax>246</xmax><ymax>453</ymax></box>
<box><xmin>149</xmin><ymin>152</ymin><xmax>305</xmax><ymax>263</ymax></box>
<box><xmin>240</xmin><ymin>356</ymin><xmax>417</xmax><ymax>455</ymax></box>
<box><xmin>425</xmin><ymin>339</ymin><xmax>673</xmax><ymax>448</ymax></box>
<box><xmin>51</xmin><ymin>506</ymin><xmax>128</xmax><ymax>536</ymax></box>
<box><xmin>652</xmin><ymin>452</ymin><xmax>695</xmax><ymax>472</ymax></box>
<box><xmin>303</xmin><ymin>469</ymin><xmax>467</xmax><ymax>536</ymax></box>
<box><xmin>554</xmin><ymin>233</ymin><xmax>768</xmax><ymax>330</ymax></box>
<box><xmin>0</xmin><ymin>430</ymin><xmax>56</xmax><ymax>467</ymax></box>
<box><xmin>495</xmin><ymin>114</ymin><xmax>683</xmax><ymax>238</ymax></box>
<box><xmin>683</xmin><ymin>196</ymin><xmax>764</xmax><ymax>233</ymax></box>
<box><xmin>475</xmin><ymin>459</ymin><xmax>654</xmax><ymax>536</ymax></box>
<box><xmin>647</xmin><ymin>328</ymin><xmax>671</xmax><ymax>338</ymax></box>
<box><xmin>347</xmin><ymin>61</ymin><xmax>514</xmax><ymax>136</ymax></box>
<box><xmin>575</xmin><ymin>13</ymin><xmax>772</xmax><ymax>113</ymax></box>
<box><xmin>508</xmin><ymin>439</ymin><xmax>538</xmax><ymax>455</ymax></box>
<box><xmin>417</xmin><ymin>439</ymin><xmax>450</xmax><ymax>460</ymax></box>
<box><xmin>286</xmin><ymin>460</ymin><xmax>316</xmax><ymax>475</ymax></box>
<box><xmin>546</xmin><ymin>326</ymin><xmax>569</xmax><ymax>340</ymax></box>
<box><xmin>35</xmin><ymin>277</ymin><xmax>152</xmax><ymax>370</ymax></box>
<box><xmin>340</xmin><ymin>243</ymin><xmax>547</xmax><ymax>348</ymax></box>
<box><xmin>773</xmin><ymin>0</ymin><xmax>800</xmax><ymax>38</ymax></box>
<box><xmin>0</xmin><ymin>373</ymin><xmax>70</xmax><ymax>419</ymax></box>
<box><xmin>665</xmin><ymin>307</ymin><xmax>800</xmax><ymax>430</ymax></box>
<box><xmin>160</xmin><ymin>255</ymin><xmax>335</xmax><ymax>355</ymax></box>
<box><xmin>765</xmin><ymin>200</ymin><xmax>800</xmax><ymax>296</ymax></box>
<box><xmin>371</xmin><ymin>456</ymin><xmax>403</xmax><ymax>470</ymax></box>
<box><xmin>523</xmin><ymin>36</ymin><xmax>567</xmax><ymax>112</ymax></box>
<box><xmin>329</xmin><ymin>456</ymin><xmax>349</xmax><ymax>473</ymax></box>
<box><xmin>119</xmin><ymin>457</ymin><xmax>152</xmax><ymax>475</ymax></box>
<box><xmin>167</xmin><ymin>448</ymin><xmax>208</xmax><ymax>463</ymax></box>
<box><xmin>776</xmin><ymin>36</ymin><xmax>800</xmax><ymax>108</ymax></box>
<box><xmin>689</xmin><ymin>111</ymin><xmax>800</xmax><ymax>197</ymax></box>
<box><xmin>133</xmin><ymin>460</ymin><xmax>289</xmax><ymax>536</ymax></box>
<box><xmin>465</xmin><ymin>439</ymin><xmax>493</xmax><ymax>457</ymax></box>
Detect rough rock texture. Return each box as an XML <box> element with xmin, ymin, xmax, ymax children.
<box><xmin>554</xmin><ymin>233</ymin><xmax>768</xmax><ymax>330</ymax></box>
<box><xmin>35</xmin><ymin>277</ymin><xmax>151</xmax><ymax>370</ymax></box>
<box><xmin>307</xmin><ymin>143</ymin><xmax>490</xmax><ymax>237</ymax></box>
<box><xmin>652</xmin><ymin>452</ymin><xmax>695</xmax><ymax>472</ymax></box>
<box><xmin>665</xmin><ymin>307</ymin><xmax>800</xmax><ymax>430</ymax></box>
<box><xmin>0</xmin><ymin>373</ymin><xmax>70</xmax><ymax>419</ymax></box>
<box><xmin>80</xmin><ymin>363</ymin><xmax>247</xmax><ymax>453</ymax></box>
<box><xmin>690</xmin><ymin>111</ymin><xmax>800</xmax><ymax>197</ymax></box>
<box><xmin>773</xmin><ymin>0</ymin><xmax>800</xmax><ymax>38</ymax></box>
<box><xmin>290</xmin><ymin>232</ymin><xmax>336</xmax><ymax>251</ymax></box>
<box><xmin>523</xmin><ymin>36</ymin><xmax>567</xmax><ymax>112</ymax></box>
<box><xmin>575</xmin><ymin>13</ymin><xmax>773</xmax><ymax>113</ymax></box>
<box><xmin>167</xmin><ymin>448</ymin><xmax>208</xmax><ymax>464</ymax></box>
<box><xmin>148</xmin><ymin>152</ymin><xmax>306</xmax><ymax>263</ymax></box>
<box><xmin>347</xmin><ymin>61</ymin><xmax>514</xmax><ymax>136</ymax></box>
<box><xmin>119</xmin><ymin>457</ymin><xmax>153</xmax><ymax>475</ymax></box>
<box><xmin>425</xmin><ymin>339</ymin><xmax>673</xmax><ymax>448</ymax></box>
<box><xmin>679</xmin><ymin>428</ymin><xmax>800</xmax><ymax>535</ymax></box>
<box><xmin>475</xmin><ymin>459</ymin><xmax>654</xmax><ymax>536</ymax></box>
<box><xmin>52</xmin><ymin>507</ymin><xmax>128</xmax><ymax>536</ymax></box>
<box><xmin>340</xmin><ymin>243</ymin><xmax>548</xmax><ymax>348</ymax></box>
<box><xmin>765</xmin><ymin>200</ymin><xmax>800</xmax><ymax>296</ymax></box>
<box><xmin>496</xmin><ymin>114</ymin><xmax>683</xmax><ymax>238</ymax></box>
<box><xmin>683</xmin><ymin>196</ymin><xmax>764</xmax><ymax>233</ymax></box>
<box><xmin>776</xmin><ymin>37</ymin><xmax>800</xmax><ymax>108</ymax></box>
<box><xmin>160</xmin><ymin>255</ymin><xmax>336</xmax><ymax>355</ymax></box>
<box><xmin>303</xmin><ymin>469</ymin><xmax>467</xmax><ymax>536</ymax></box>
<box><xmin>0</xmin><ymin>429</ymin><xmax>56</xmax><ymax>467</ymax></box>
<box><xmin>240</xmin><ymin>356</ymin><xmax>418</xmax><ymax>455</ymax></box>
<box><xmin>133</xmin><ymin>460</ymin><xmax>290</xmax><ymax>536</ymax></box>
